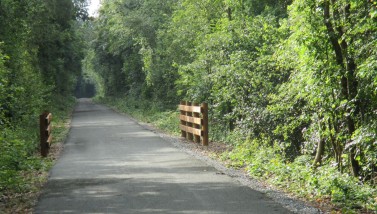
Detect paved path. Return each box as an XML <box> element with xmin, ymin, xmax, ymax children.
<box><xmin>35</xmin><ymin>99</ymin><xmax>292</xmax><ymax>214</ymax></box>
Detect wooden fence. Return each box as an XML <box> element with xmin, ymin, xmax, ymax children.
<box><xmin>179</xmin><ymin>101</ymin><xmax>208</xmax><ymax>146</ymax></box>
<box><xmin>40</xmin><ymin>112</ymin><xmax>52</xmax><ymax>157</ymax></box>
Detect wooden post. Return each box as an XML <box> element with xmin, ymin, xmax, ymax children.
<box><xmin>201</xmin><ymin>103</ymin><xmax>209</xmax><ymax>146</ymax></box>
<box><xmin>193</xmin><ymin>103</ymin><xmax>201</xmax><ymax>143</ymax></box>
<box><xmin>40</xmin><ymin>112</ymin><xmax>49</xmax><ymax>157</ymax></box>
<box><xmin>40</xmin><ymin>111</ymin><xmax>52</xmax><ymax>157</ymax></box>
<box><xmin>180</xmin><ymin>101</ymin><xmax>187</xmax><ymax>138</ymax></box>
<box><xmin>187</xmin><ymin>102</ymin><xmax>194</xmax><ymax>141</ymax></box>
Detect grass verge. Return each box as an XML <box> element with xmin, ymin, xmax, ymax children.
<box><xmin>96</xmin><ymin>96</ymin><xmax>180</xmax><ymax>135</ymax></box>
<box><xmin>225</xmin><ymin>136</ymin><xmax>377</xmax><ymax>213</ymax></box>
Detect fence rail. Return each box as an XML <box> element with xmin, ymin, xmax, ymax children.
<box><xmin>40</xmin><ymin>112</ymin><xmax>52</xmax><ymax>157</ymax></box>
<box><xmin>179</xmin><ymin>101</ymin><xmax>208</xmax><ymax>146</ymax></box>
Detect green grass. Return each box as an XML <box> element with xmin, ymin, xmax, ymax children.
<box><xmin>97</xmin><ymin>96</ymin><xmax>181</xmax><ymax>135</ymax></box>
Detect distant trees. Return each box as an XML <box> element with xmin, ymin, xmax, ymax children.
<box><xmin>89</xmin><ymin>0</ymin><xmax>376</xmax><ymax>181</ymax></box>
<box><xmin>87</xmin><ymin>0</ymin><xmax>178</xmax><ymax>104</ymax></box>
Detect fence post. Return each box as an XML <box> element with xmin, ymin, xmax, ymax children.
<box><xmin>40</xmin><ymin>112</ymin><xmax>49</xmax><ymax>157</ymax></box>
<box><xmin>193</xmin><ymin>103</ymin><xmax>201</xmax><ymax>143</ymax></box>
<box><xmin>180</xmin><ymin>101</ymin><xmax>187</xmax><ymax>138</ymax></box>
<box><xmin>201</xmin><ymin>103</ymin><xmax>209</xmax><ymax>146</ymax></box>
<box><xmin>186</xmin><ymin>102</ymin><xmax>194</xmax><ymax>141</ymax></box>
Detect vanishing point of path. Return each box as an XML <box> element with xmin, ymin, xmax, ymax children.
<box><xmin>35</xmin><ymin>99</ymin><xmax>292</xmax><ymax>214</ymax></box>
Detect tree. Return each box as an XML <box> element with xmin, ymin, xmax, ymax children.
<box><xmin>272</xmin><ymin>0</ymin><xmax>377</xmax><ymax>178</ymax></box>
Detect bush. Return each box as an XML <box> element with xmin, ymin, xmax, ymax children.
<box><xmin>0</xmin><ymin>96</ymin><xmax>74</xmax><ymax>212</ymax></box>
<box><xmin>226</xmin><ymin>136</ymin><xmax>377</xmax><ymax>212</ymax></box>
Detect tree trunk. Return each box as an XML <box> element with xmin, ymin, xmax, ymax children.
<box><xmin>323</xmin><ymin>0</ymin><xmax>361</xmax><ymax>176</ymax></box>
<box><xmin>313</xmin><ymin>121</ymin><xmax>326</xmax><ymax>168</ymax></box>
<box><xmin>313</xmin><ymin>137</ymin><xmax>325</xmax><ymax>168</ymax></box>
<box><xmin>227</xmin><ymin>7</ymin><xmax>232</xmax><ymax>21</ymax></box>
<box><xmin>329</xmin><ymin>118</ymin><xmax>343</xmax><ymax>171</ymax></box>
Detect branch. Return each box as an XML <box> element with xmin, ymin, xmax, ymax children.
<box><xmin>323</xmin><ymin>0</ymin><xmax>344</xmax><ymax>67</ymax></box>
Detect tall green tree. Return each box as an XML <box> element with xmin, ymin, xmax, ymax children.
<box><xmin>272</xmin><ymin>0</ymin><xmax>377</xmax><ymax>177</ymax></box>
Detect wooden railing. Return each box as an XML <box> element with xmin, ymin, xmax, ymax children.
<box><xmin>40</xmin><ymin>112</ymin><xmax>53</xmax><ymax>157</ymax></box>
<box><xmin>179</xmin><ymin>101</ymin><xmax>208</xmax><ymax>146</ymax></box>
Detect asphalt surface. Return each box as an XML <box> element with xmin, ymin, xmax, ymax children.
<box><xmin>35</xmin><ymin>99</ymin><xmax>292</xmax><ymax>214</ymax></box>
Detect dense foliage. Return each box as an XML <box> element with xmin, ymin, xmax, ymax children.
<box><xmin>90</xmin><ymin>0</ymin><xmax>377</xmax><ymax>211</ymax></box>
<box><xmin>0</xmin><ymin>0</ymin><xmax>87</xmax><ymax>210</ymax></box>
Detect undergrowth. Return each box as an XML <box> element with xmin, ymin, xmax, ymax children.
<box><xmin>97</xmin><ymin>96</ymin><xmax>181</xmax><ymax>135</ymax></box>
<box><xmin>225</xmin><ymin>135</ymin><xmax>377</xmax><ymax>213</ymax></box>
<box><xmin>99</xmin><ymin>96</ymin><xmax>377</xmax><ymax>213</ymax></box>
<box><xmin>0</xmin><ymin>97</ymin><xmax>75</xmax><ymax>213</ymax></box>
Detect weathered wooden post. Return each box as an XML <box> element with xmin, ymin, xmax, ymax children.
<box><xmin>186</xmin><ymin>102</ymin><xmax>194</xmax><ymax>141</ymax></box>
<box><xmin>40</xmin><ymin>112</ymin><xmax>52</xmax><ymax>157</ymax></box>
<box><xmin>180</xmin><ymin>101</ymin><xmax>187</xmax><ymax>138</ymax></box>
<box><xmin>193</xmin><ymin>103</ymin><xmax>201</xmax><ymax>143</ymax></box>
<box><xmin>201</xmin><ymin>103</ymin><xmax>208</xmax><ymax>146</ymax></box>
